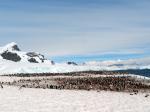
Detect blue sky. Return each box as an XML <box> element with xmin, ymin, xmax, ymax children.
<box><xmin>0</xmin><ymin>0</ymin><xmax>150</xmax><ymax>62</ymax></box>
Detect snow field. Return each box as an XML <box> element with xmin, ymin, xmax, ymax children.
<box><xmin>0</xmin><ymin>86</ymin><xmax>150</xmax><ymax>112</ymax></box>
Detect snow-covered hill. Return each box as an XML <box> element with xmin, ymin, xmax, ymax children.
<box><xmin>0</xmin><ymin>42</ymin><xmax>52</xmax><ymax>63</ymax></box>
<box><xmin>0</xmin><ymin>42</ymin><xmax>101</xmax><ymax>74</ymax></box>
<box><xmin>0</xmin><ymin>42</ymin><xmax>150</xmax><ymax>75</ymax></box>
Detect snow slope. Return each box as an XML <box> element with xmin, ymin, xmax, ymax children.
<box><xmin>1</xmin><ymin>58</ymin><xmax>150</xmax><ymax>75</ymax></box>
<box><xmin>0</xmin><ymin>86</ymin><xmax>150</xmax><ymax>112</ymax></box>
<box><xmin>0</xmin><ymin>42</ymin><xmax>150</xmax><ymax>75</ymax></box>
<box><xmin>0</xmin><ymin>42</ymin><xmax>52</xmax><ymax>63</ymax></box>
<box><xmin>0</xmin><ymin>43</ymin><xmax>101</xmax><ymax>75</ymax></box>
<box><xmin>0</xmin><ymin>58</ymin><xmax>103</xmax><ymax>75</ymax></box>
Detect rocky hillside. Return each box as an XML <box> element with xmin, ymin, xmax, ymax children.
<box><xmin>0</xmin><ymin>42</ymin><xmax>53</xmax><ymax>64</ymax></box>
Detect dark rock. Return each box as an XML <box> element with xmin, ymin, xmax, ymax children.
<box><xmin>67</xmin><ymin>62</ymin><xmax>78</xmax><ymax>65</ymax></box>
<box><xmin>26</xmin><ymin>52</ymin><xmax>45</xmax><ymax>63</ymax></box>
<box><xmin>51</xmin><ymin>61</ymin><xmax>55</xmax><ymax>65</ymax></box>
<box><xmin>26</xmin><ymin>52</ymin><xmax>40</xmax><ymax>57</ymax></box>
<box><xmin>12</xmin><ymin>45</ymin><xmax>20</xmax><ymax>51</ymax></box>
<box><xmin>28</xmin><ymin>58</ymin><xmax>38</xmax><ymax>63</ymax></box>
<box><xmin>1</xmin><ymin>51</ymin><xmax>21</xmax><ymax>62</ymax></box>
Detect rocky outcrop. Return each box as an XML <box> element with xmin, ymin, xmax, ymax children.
<box><xmin>26</xmin><ymin>52</ymin><xmax>45</xmax><ymax>63</ymax></box>
<box><xmin>26</xmin><ymin>52</ymin><xmax>44</xmax><ymax>58</ymax></box>
<box><xmin>1</xmin><ymin>51</ymin><xmax>21</xmax><ymax>62</ymax></box>
<box><xmin>51</xmin><ymin>61</ymin><xmax>55</xmax><ymax>65</ymax></box>
<box><xmin>11</xmin><ymin>44</ymin><xmax>20</xmax><ymax>51</ymax></box>
<box><xmin>28</xmin><ymin>58</ymin><xmax>38</xmax><ymax>63</ymax></box>
<box><xmin>67</xmin><ymin>62</ymin><xmax>78</xmax><ymax>65</ymax></box>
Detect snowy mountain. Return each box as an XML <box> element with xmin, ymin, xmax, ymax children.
<box><xmin>0</xmin><ymin>42</ymin><xmax>52</xmax><ymax>64</ymax></box>
<box><xmin>0</xmin><ymin>42</ymin><xmax>150</xmax><ymax>75</ymax></box>
<box><xmin>0</xmin><ymin>42</ymin><xmax>99</xmax><ymax>74</ymax></box>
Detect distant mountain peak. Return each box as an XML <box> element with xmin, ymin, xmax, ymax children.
<box><xmin>3</xmin><ymin>42</ymin><xmax>20</xmax><ymax>51</ymax></box>
<box><xmin>0</xmin><ymin>42</ymin><xmax>53</xmax><ymax>64</ymax></box>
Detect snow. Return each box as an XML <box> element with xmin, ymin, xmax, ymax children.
<box><xmin>0</xmin><ymin>42</ymin><xmax>18</xmax><ymax>52</ymax></box>
<box><xmin>0</xmin><ymin>59</ymin><xmax>102</xmax><ymax>75</ymax></box>
<box><xmin>0</xmin><ymin>42</ymin><xmax>50</xmax><ymax>63</ymax></box>
<box><xmin>0</xmin><ymin>86</ymin><xmax>150</xmax><ymax>112</ymax></box>
<box><xmin>1</xmin><ymin>58</ymin><xmax>150</xmax><ymax>75</ymax></box>
<box><xmin>0</xmin><ymin>42</ymin><xmax>150</xmax><ymax>75</ymax></box>
<box><xmin>0</xmin><ymin>42</ymin><xmax>105</xmax><ymax>74</ymax></box>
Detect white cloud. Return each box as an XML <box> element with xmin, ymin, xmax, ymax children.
<box><xmin>85</xmin><ymin>57</ymin><xmax>150</xmax><ymax>69</ymax></box>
